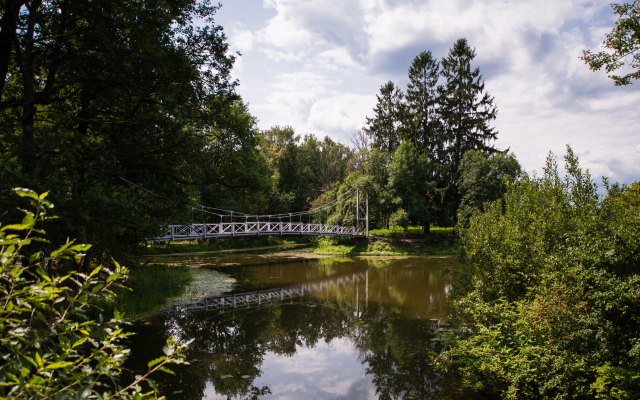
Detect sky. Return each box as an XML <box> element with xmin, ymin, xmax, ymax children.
<box><xmin>213</xmin><ymin>0</ymin><xmax>639</xmax><ymax>185</ymax></box>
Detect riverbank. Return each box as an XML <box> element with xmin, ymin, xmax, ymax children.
<box><xmin>312</xmin><ymin>226</ymin><xmax>460</xmax><ymax>256</ymax></box>
<box><xmin>143</xmin><ymin>235</ymin><xmax>313</xmax><ymax>255</ymax></box>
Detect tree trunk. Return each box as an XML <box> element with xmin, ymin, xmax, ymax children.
<box><xmin>20</xmin><ymin>0</ymin><xmax>43</xmax><ymax>175</ymax></box>
<box><xmin>0</xmin><ymin>0</ymin><xmax>26</xmax><ymax>99</ymax></box>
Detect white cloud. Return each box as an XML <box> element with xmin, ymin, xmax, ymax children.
<box><xmin>218</xmin><ymin>0</ymin><xmax>639</xmax><ymax>183</ymax></box>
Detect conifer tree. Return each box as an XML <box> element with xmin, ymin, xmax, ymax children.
<box><xmin>439</xmin><ymin>38</ymin><xmax>498</xmax><ymax>171</ymax></box>
<box><xmin>364</xmin><ymin>81</ymin><xmax>404</xmax><ymax>154</ymax></box>
<box><xmin>404</xmin><ymin>51</ymin><xmax>442</xmax><ymax>165</ymax></box>
<box><xmin>437</xmin><ymin>38</ymin><xmax>499</xmax><ymax>224</ymax></box>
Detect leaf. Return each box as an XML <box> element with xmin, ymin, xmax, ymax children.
<box><xmin>158</xmin><ymin>367</ymin><xmax>175</xmax><ymax>375</ymax></box>
<box><xmin>106</xmin><ymin>273</ymin><xmax>121</xmax><ymax>283</ymax></box>
<box><xmin>13</xmin><ymin>188</ymin><xmax>38</xmax><ymax>200</ymax></box>
<box><xmin>39</xmin><ymin>191</ymin><xmax>49</xmax><ymax>200</ymax></box>
<box><xmin>73</xmin><ymin>337</ymin><xmax>88</xmax><ymax>348</ymax></box>
<box><xmin>89</xmin><ymin>266</ymin><xmax>101</xmax><ymax>278</ymax></box>
<box><xmin>148</xmin><ymin>356</ymin><xmax>167</xmax><ymax>368</ymax></box>
<box><xmin>21</xmin><ymin>213</ymin><xmax>35</xmax><ymax>227</ymax></box>
<box><xmin>45</xmin><ymin>361</ymin><xmax>74</xmax><ymax>370</ymax></box>
<box><xmin>162</xmin><ymin>344</ymin><xmax>174</xmax><ymax>356</ymax></box>
<box><xmin>147</xmin><ymin>379</ymin><xmax>159</xmax><ymax>392</ymax></box>
<box><xmin>1</xmin><ymin>224</ymin><xmax>30</xmax><ymax>232</ymax></box>
<box><xmin>70</xmin><ymin>244</ymin><xmax>92</xmax><ymax>252</ymax></box>
<box><xmin>75</xmin><ymin>385</ymin><xmax>92</xmax><ymax>400</ymax></box>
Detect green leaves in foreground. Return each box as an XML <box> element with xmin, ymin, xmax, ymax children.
<box><xmin>0</xmin><ymin>188</ymin><xmax>191</xmax><ymax>399</ymax></box>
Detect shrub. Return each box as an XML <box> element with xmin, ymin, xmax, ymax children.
<box><xmin>0</xmin><ymin>188</ymin><xmax>190</xmax><ymax>399</ymax></box>
<box><xmin>444</xmin><ymin>147</ymin><xmax>640</xmax><ymax>399</ymax></box>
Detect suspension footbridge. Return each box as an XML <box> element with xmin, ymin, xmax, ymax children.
<box><xmin>164</xmin><ymin>270</ymin><xmax>369</xmax><ymax>315</ymax></box>
<box><xmin>154</xmin><ymin>188</ymin><xmax>369</xmax><ymax>241</ymax></box>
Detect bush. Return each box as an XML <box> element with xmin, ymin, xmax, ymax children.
<box><xmin>444</xmin><ymin>147</ymin><xmax>640</xmax><ymax>399</ymax></box>
<box><xmin>0</xmin><ymin>189</ymin><xmax>191</xmax><ymax>399</ymax></box>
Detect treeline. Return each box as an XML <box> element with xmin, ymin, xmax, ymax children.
<box><xmin>0</xmin><ymin>0</ymin><xmax>518</xmax><ymax>264</ymax></box>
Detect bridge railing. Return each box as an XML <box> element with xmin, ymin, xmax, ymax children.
<box><xmin>154</xmin><ymin>222</ymin><xmax>367</xmax><ymax>241</ymax></box>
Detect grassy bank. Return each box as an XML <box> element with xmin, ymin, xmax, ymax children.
<box><xmin>143</xmin><ymin>235</ymin><xmax>313</xmax><ymax>255</ymax></box>
<box><xmin>312</xmin><ymin>226</ymin><xmax>459</xmax><ymax>256</ymax></box>
<box><xmin>93</xmin><ymin>263</ymin><xmax>193</xmax><ymax>319</ymax></box>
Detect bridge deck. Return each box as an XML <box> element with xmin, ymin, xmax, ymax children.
<box><xmin>155</xmin><ymin>222</ymin><xmax>367</xmax><ymax>242</ymax></box>
<box><xmin>165</xmin><ymin>271</ymin><xmax>367</xmax><ymax>315</ymax></box>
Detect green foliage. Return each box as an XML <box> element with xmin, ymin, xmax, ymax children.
<box><xmin>403</xmin><ymin>51</ymin><xmax>442</xmax><ymax>160</ymax></box>
<box><xmin>143</xmin><ymin>235</ymin><xmax>312</xmax><ymax>255</ymax></box>
<box><xmin>457</xmin><ymin>149</ymin><xmax>522</xmax><ymax>226</ymax></box>
<box><xmin>390</xmin><ymin>209</ymin><xmax>410</xmax><ymax>238</ymax></box>
<box><xmin>581</xmin><ymin>1</ymin><xmax>640</xmax><ymax>86</ymax></box>
<box><xmin>0</xmin><ymin>0</ymin><xmax>265</xmax><ymax>264</ymax></box>
<box><xmin>0</xmin><ymin>188</ymin><xmax>190</xmax><ymax>399</ymax></box>
<box><xmin>364</xmin><ymin>81</ymin><xmax>404</xmax><ymax>153</ymax></box>
<box><xmin>443</xmin><ymin>147</ymin><xmax>640</xmax><ymax>399</ymax></box>
<box><xmin>389</xmin><ymin>142</ymin><xmax>437</xmax><ymax>230</ymax></box>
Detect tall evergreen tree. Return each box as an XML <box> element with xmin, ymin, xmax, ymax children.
<box><xmin>363</xmin><ymin>81</ymin><xmax>404</xmax><ymax>154</ymax></box>
<box><xmin>404</xmin><ymin>51</ymin><xmax>442</xmax><ymax>165</ymax></box>
<box><xmin>437</xmin><ymin>38</ymin><xmax>499</xmax><ymax>224</ymax></box>
<box><xmin>439</xmin><ymin>38</ymin><xmax>498</xmax><ymax>171</ymax></box>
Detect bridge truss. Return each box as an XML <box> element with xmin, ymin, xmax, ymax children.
<box><xmin>164</xmin><ymin>270</ymin><xmax>369</xmax><ymax>315</ymax></box>
<box><xmin>154</xmin><ymin>188</ymin><xmax>368</xmax><ymax>241</ymax></box>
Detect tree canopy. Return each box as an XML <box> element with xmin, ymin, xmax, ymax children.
<box><xmin>582</xmin><ymin>1</ymin><xmax>640</xmax><ymax>85</ymax></box>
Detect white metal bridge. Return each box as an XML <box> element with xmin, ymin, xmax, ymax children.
<box><xmin>154</xmin><ymin>188</ymin><xmax>369</xmax><ymax>241</ymax></box>
<box><xmin>165</xmin><ymin>270</ymin><xmax>369</xmax><ymax>315</ymax></box>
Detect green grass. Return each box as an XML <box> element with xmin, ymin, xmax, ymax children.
<box><xmin>92</xmin><ymin>264</ymin><xmax>193</xmax><ymax>319</ymax></box>
<box><xmin>143</xmin><ymin>235</ymin><xmax>312</xmax><ymax>255</ymax></box>
<box><xmin>312</xmin><ymin>244</ymin><xmax>459</xmax><ymax>256</ymax></box>
<box><xmin>369</xmin><ymin>226</ymin><xmax>454</xmax><ymax>236</ymax></box>
<box><xmin>312</xmin><ymin>226</ymin><xmax>459</xmax><ymax>256</ymax></box>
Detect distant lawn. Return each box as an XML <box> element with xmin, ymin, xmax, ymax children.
<box><xmin>143</xmin><ymin>235</ymin><xmax>312</xmax><ymax>255</ymax></box>
<box><xmin>369</xmin><ymin>226</ymin><xmax>454</xmax><ymax>236</ymax></box>
<box><xmin>313</xmin><ymin>225</ymin><xmax>459</xmax><ymax>256</ymax></box>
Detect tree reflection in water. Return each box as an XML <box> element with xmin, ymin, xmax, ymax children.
<box><xmin>124</xmin><ymin>258</ymin><xmax>482</xmax><ymax>399</ymax></box>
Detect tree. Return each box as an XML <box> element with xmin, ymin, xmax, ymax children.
<box><xmin>364</xmin><ymin>81</ymin><xmax>404</xmax><ymax>154</ymax></box>
<box><xmin>388</xmin><ymin>142</ymin><xmax>436</xmax><ymax>233</ymax></box>
<box><xmin>390</xmin><ymin>208</ymin><xmax>409</xmax><ymax>239</ymax></box>
<box><xmin>437</xmin><ymin>38</ymin><xmax>499</xmax><ymax>225</ymax></box>
<box><xmin>581</xmin><ymin>1</ymin><xmax>640</xmax><ymax>86</ymax></box>
<box><xmin>457</xmin><ymin>149</ymin><xmax>522</xmax><ymax>225</ymax></box>
<box><xmin>0</xmin><ymin>0</ymin><xmax>243</xmax><ymax>264</ymax></box>
<box><xmin>404</xmin><ymin>51</ymin><xmax>443</xmax><ymax>162</ymax></box>
<box><xmin>444</xmin><ymin>148</ymin><xmax>640</xmax><ymax>398</ymax></box>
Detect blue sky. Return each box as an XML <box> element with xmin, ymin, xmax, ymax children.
<box><xmin>214</xmin><ymin>0</ymin><xmax>639</xmax><ymax>184</ymax></box>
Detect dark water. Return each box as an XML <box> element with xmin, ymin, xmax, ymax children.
<box><xmin>125</xmin><ymin>256</ymin><xmax>481</xmax><ymax>400</ymax></box>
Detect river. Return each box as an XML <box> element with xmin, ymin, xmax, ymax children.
<box><xmin>124</xmin><ymin>253</ymin><xmax>483</xmax><ymax>400</ymax></box>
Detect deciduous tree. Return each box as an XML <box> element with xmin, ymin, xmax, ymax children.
<box><xmin>581</xmin><ymin>1</ymin><xmax>640</xmax><ymax>86</ymax></box>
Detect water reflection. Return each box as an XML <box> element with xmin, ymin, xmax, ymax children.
<box><xmin>125</xmin><ymin>257</ymin><xmax>480</xmax><ymax>399</ymax></box>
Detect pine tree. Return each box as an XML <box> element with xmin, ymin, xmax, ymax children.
<box><xmin>364</xmin><ymin>81</ymin><xmax>404</xmax><ymax>154</ymax></box>
<box><xmin>404</xmin><ymin>51</ymin><xmax>442</xmax><ymax>164</ymax></box>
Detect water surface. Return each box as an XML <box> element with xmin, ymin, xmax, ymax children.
<box><xmin>125</xmin><ymin>255</ymin><xmax>481</xmax><ymax>399</ymax></box>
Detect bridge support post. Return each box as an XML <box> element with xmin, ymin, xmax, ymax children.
<box><xmin>170</xmin><ymin>225</ymin><xmax>174</xmax><ymax>241</ymax></box>
<box><xmin>366</xmin><ymin>193</ymin><xmax>369</xmax><ymax>237</ymax></box>
<box><xmin>356</xmin><ymin>189</ymin><xmax>359</xmax><ymax>229</ymax></box>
